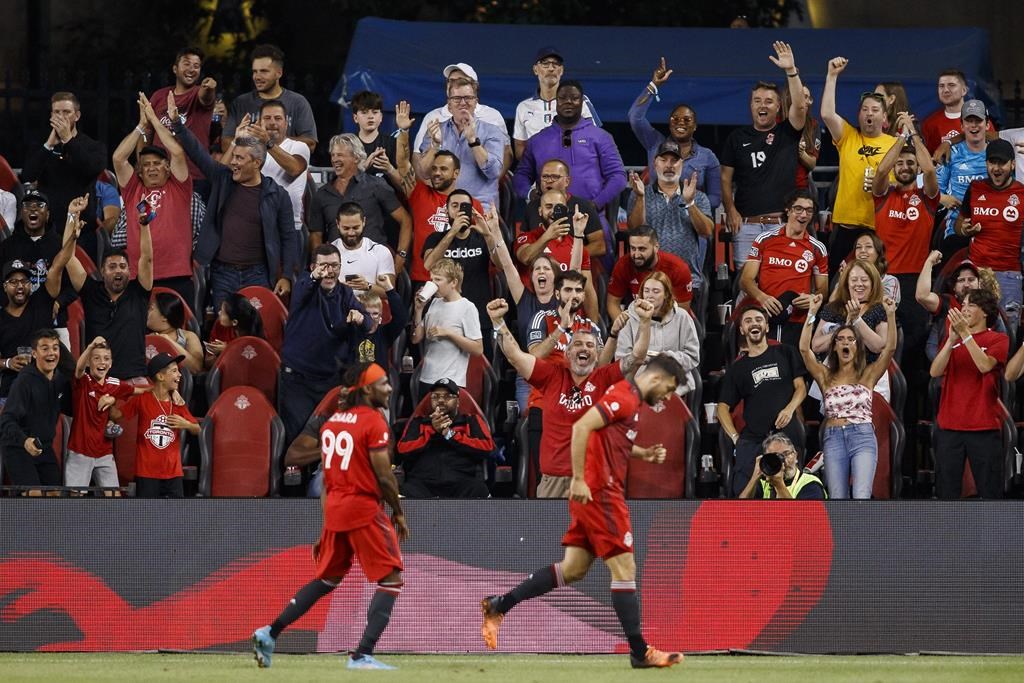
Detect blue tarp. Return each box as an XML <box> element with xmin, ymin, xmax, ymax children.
<box><xmin>333</xmin><ymin>18</ymin><xmax>999</xmax><ymax>127</ymax></box>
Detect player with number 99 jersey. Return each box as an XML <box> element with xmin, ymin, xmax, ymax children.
<box><xmin>321</xmin><ymin>405</ymin><xmax>392</xmax><ymax>532</ymax></box>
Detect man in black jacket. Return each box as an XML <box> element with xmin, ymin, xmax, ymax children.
<box><xmin>168</xmin><ymin>92</ymin><xmax>298</xmax><ymax>308</ymax></box>
<box><xmin>20</xmin><ymin>92</ymin><xmax>107</xmax><ymax>259</ymax></box>
<box><xmin>396</xmin><ymin>379</ymin><xmax>493</xmax><ymax>498</ymax></box>
<box><xmin>0</xmin><ymin>328</ymin><xmax>71</xmax><ymax>488</ymax></box>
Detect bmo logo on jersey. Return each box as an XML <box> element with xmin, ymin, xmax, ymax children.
<box><xmin>768</xmin><ymin>255</ymin><xmax>809</xmax><ymax>273</ymax></box>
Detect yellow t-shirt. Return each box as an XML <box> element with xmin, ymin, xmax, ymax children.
<box><xmin>832</xmin><ymin>121</ymin><xmax>898</xmax><ymax>229</ymax></box>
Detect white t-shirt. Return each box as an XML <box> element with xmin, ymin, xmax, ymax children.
<box><xmin>413</xmin><ymin>104</ymin><xmax>510</xmax><ymax>152</ymax></box>
<box><xmin>514</xmin><ymin>95</ymin><xmax>596</xmax><ymax>142</ymax></box>
<box><xmin>330</xmin><ymin>236</ymin><xmax>395</xmax><ymax>286</ymax></box>
<box><xmin>420</xmin><ymin>296</ymin><xmax>482</xmax><ymax>387</ymax></box>
<box><xmin>0</xmin><ymin>189</ymin><xmax>15</xmax><ymax>231</ymax></box>
<box><xmin>261</xmin><ymin>137</ymin><xmax>310</xmax><ymax>230</ymax></box>
<box><xmin>998</xmin><ymin>128</ymin><xmax>1024</xmax><ymax>183</ymax></box>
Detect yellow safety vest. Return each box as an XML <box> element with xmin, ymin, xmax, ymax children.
<box><xmin>760</xmin><ymin>470</ymin><xmax>827</xmax><ymax>499</ymax></box>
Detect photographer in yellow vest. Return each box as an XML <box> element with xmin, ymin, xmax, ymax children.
<box><xmin>739</xmin><ymin>433</ymin><xmax>826</xmax><ymax>500</ymax></box>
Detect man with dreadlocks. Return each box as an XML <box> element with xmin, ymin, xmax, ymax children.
<box><xmin>252</xmin><ymin>361</ymin><xmax>409</xmax><ymax>671</ymax></box>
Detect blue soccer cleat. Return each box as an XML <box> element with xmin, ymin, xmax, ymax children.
<box><xmin>347</xmin><ymin>653</ymin><xmax>397</xmax><ymax>670</ymax></box>
<box><xmin>252</xmin><ymin>625</ymin><xmax>275</xmax><ymax>668</ymax></box>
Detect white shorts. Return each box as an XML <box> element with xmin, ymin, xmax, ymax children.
<box><xmin>64</xmin><ymin>451</ymin><xmax>120</xmax><ymax>488</ymax></box>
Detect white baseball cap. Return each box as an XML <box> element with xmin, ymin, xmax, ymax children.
<box><xmin>442</xmin><ymin>62</ymin><xmax>479</xmax><ymax>83</ymax></box>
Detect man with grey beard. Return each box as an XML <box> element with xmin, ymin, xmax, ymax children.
<box><xmin>488</xmin><ymin>296</ymin><xmax>654</xmax><ymax>498</ymax></box>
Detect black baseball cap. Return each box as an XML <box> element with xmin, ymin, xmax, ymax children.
<box><xmin>147</xmin><ymin>352</ymin><xmax>185</xmax><ymax>379</ymax></box>
<box><xmin>655</xmin><ymin>140</ymin><xmax>683</xmax><ymax>159</ymax></box>
<box><xmin>986</xmin><ymin>139</ymin><xmax>1015</xmax><ymax>163</ymax></box>
<box><xmin>430</xmin><ymin>378</ymin><xmax>460</xmax><ymax>395</ymax></box>
<box><xmin>535</xmin><ymin>46</ymin><xmax>563</xmax><ymax>63</ymax></box>
<box><xmin>3</xmin><ymin>259</ymin><xmax>32</xmax><ymax>281</ymax></box>
<box><xmin>139</xmin><ymin>145</ymin><xmax>169</xmax><ymax>160</ymax></box>
<box><xmin>22</xmin><ymin>188</ymin><xmax>48</xmax><ymax>205</ymax></box>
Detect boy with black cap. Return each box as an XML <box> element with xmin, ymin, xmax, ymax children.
<box><xmin>118</xmin><ymin>352</ymin><xmax>198</xmax><ymax>498</ymax></box>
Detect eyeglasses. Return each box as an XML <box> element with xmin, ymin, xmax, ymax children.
<box><xmin>669</xmin><ymin>115</ymin><xmax>695</xmax><ymax>124</ymax></box>
<box><xmin>562</xmin><ymin>129</ymin><xmax>572</xmax><ymax>148</ymax></box>
<box><xmin>315</xmin><ymin>262</ymin><xmax>341</xmax><ymax>270</ymax></box>
<box><xmin>789</xmin><ymin>206</ymin><xmax>815</xmax><ymax>215</ymax></box>
<box><xmin>541</xmin><ymin>174</ymin><xmax>566</xmax><ymax>182</ymax></box>
<box><xmin>447</xmin><ymin>96</ymin><xmax>477</xmax><ymax>105</ymax></box>
<box><xmin>4</xmin><ymin>278</ymin><xmax>30</xmax><ymax>287</ymax></box>
<box><xmin>536</xmin><ymin>59</ymin><xmax>562</xmax><ymax>68</ymax></box>
<box><xmin>22</xmin><ymin>201</ymin><xmax>47</xmax><ymax>210</ymax></box>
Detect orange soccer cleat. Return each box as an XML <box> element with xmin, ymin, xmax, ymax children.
<box><xmin>630</xmin><ymin>646</ymin><xmax>684</xmax><ymax>669</ymax></box>
<box><xmin>479</xmin><ymin>597</ymin><xmax>504</xmax><ymax>650</ymax></box>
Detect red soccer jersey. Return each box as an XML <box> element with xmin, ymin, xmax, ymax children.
<box><xmin>873</xmin><ymin>186</ymin><xmax>941</xmax><ymax>274</ymax></box>
<box><xmin>514</xmin><ymin>227</ymin><xmax>591</xmax><ymax>272</ymax></box>
<box><xmin>123</xmin><ymin>173</ymin><xmax>195</xmax><ymax>280</ymax></box>
<box><xmin>747</xmin><ymin>227</ymin><xmax>828</xmax><ymax>322</ymax></box>
<box><xmin>120</xmin><ymin>392</ymin><xmax>197</xmax><ymax>479</ymax></box>
<box><xmin>607</xmin><ymin>251</ymin><xmax>692</xmax><ymax>305</ymax></box>
<box><xmin>528</xmin><ymin>359</ymin><xmax>623</xmax><ymax>477</ymax></box>
<box><xmin>962</xmin><ymin>178</ymin><xmax>1024</xmax><ymax>272</ymax></box>
<box><xmin>586</xmin><ymin>379</ymin><xmax>642</xmax><ymax>493</ymax></box>
<box><xmin>320</xmin><ymin>405</ymin><xmax>391</xmax><ymax>532</ymax></box>
<box><xmin>921</xmin><ymin>108</ymin><xmax>997</xmax><ymax>153</ymax></box>
<box><xmin>68</xmin><ymin>374</ymin><xmax>135</xmax><ymax>458</ymax></box>
<box><xmin>408</xmin><ymin>182</ymin><xmax>483</xmax><ymax>282</ymax></box>
<box><xmin>936</xmin><ymin>329</ymin><xmax>1008</xmax><ymax>431</ymax></box>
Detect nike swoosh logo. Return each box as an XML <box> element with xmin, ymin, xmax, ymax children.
<box><xmin>742</xmin><ymin>142</ymin><xmax>752</xmax><ymax>147</ymax></box>
<box><xmin>345</xmin><ymin>259</ymin><xmax>358</xmax><ymax>264</ymax></box>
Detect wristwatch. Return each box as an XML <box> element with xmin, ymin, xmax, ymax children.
<box><xmin>397</xmin><ymin>250</ymin><xmax>408</xmax><ymax>258</ymax></box>
<box><xmin>468</xmin><ymin>139</ymin><xmax>482</xmax><ymax>148</ymax></box>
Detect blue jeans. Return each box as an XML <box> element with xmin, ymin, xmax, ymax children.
<box><xmin>822</xmin><ymin>423</ymin><xmax>877</xmax><ymax>499</ymax></box>
<box><xmin>993</xmin><ymin>270</ymin><xmax>1022</xmax><ymax>331</ymax></box>
<box><xmin>209</xmin><ymin>262</ymin><xmax>270</xmax><ymax>310</ymax></box>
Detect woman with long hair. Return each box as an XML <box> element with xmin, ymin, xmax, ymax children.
<box><xmin>801</xmin><ymin>293</ymin><xmax>897</xmax><ymax>498</ymax></box>
<box><xmin>874</xmin><ymin>81</ymin><xmax>914</xmax><ymax>134</ymax></box>
<box><xmin>850</xmin><ymin>232</ymin><xmax>899</xmax><ymax>303</ymax></box>
<box><xmin>781</xmin><ymin>85</ymin><xmax>820</xmax><ymax>190</ymax></box>
<box><xmin>147</xmin><ymin>292</ymin><xmax>204</xmax><ymax>373</ymax></box>
<box><xmin>205</xmin><ymin>293</ymin><xmax>265</xmax><ymax>366</ymax></box>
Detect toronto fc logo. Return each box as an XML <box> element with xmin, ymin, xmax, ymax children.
<box><xmin>144</xmin><ymin>416</ymin><xmax>176</xmax><ymax>449</ymax></box>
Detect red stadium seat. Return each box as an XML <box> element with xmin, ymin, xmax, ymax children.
<box><xmin>871</xmin><ymin>391</ymin><xmax>905</xmax><ymax>499</ymax></box>
<box><xmin>205</xmin><ymin>336</ymin><xmax>280</xmax><ymax>406</ymax></box>
<box><xmin>198</xmin><ymin>386</ymin><xmax>285</xmax><ymax>497</ymax></box>
<box><xmin>627</xmin><ymin>394</ymin><xmax>698</xmax><ymax>499</ymax></box>
<box><xmin>408</xmin><ymin>357</ymin><xmax>496</xmax><ymax>427</ymax></box>
<box><xmin>238</xmin><ymin>285</ymin><xmax>289</xmax><ymax>351</ymax></box>
<box><xmin>66</xmin><ymin>300</ymin><xmax>84</xmax><ymax>359</ymax></box>
<box><xmin>398</xmin><ymin>387</ymin><xmax>490</xmax><ymax>482</ymax></box>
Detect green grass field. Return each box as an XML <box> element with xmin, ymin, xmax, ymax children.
<box><xmin>2</xmin><ymin>653</ymin><xmax>1024</xmax><ymax>682</ymax></box>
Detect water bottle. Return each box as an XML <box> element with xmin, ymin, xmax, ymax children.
<box><xmin>401</xmin><ymin>354</ymin><xmax>414</xmax><ymax>374</ymax></box>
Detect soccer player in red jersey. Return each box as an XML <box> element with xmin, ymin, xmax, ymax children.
<box><xmin>480</xmin><ymin>352</ymin><xmax>686</xmax><ymax>669</ymax></box>
<box><xmin>253</xmin><ymin>362</ymin><xmax>408</xmax><ymax>671</ymax></box>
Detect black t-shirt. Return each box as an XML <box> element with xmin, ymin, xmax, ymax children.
<box><xmin>359</xmin><ymin>133</ymin><xmax>398</xmax><ymax>183</ymax></box>
<box><xmin>720</xmin><ymin>121</ymin><xmax>801</xmax><ymax>216</ymax></box>
<box><xmin>422</xmin><ymin>229</ymin><xmax>491</xmax><ymax>318</ymax></box>
<box><xmin>81</xmin><ymin>278</ymin><xmax>149</xmax><ymax>379</ymax></box>
<box><xmin>0</xmin><ymin>290</ymin><xmax>56</xmax><ymax>397</ymax></box>
<box><xmin>523</xmin><ymin>195</ymin><xmax>603</xmax><ymax>237</ymax></box>
<box><xmin>719</xmin><ymin>343</ymin><xmax>806</xmax><ymax>440</ymax></box>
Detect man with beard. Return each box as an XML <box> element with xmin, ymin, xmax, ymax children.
<box><xmin>521</xmin><ymin>159</ymin><xmax>605</xmax><ymax>258</ymax></box>
<box><xmin>66</xmin><ymin>200</ymin><xmax>153</xmax><ymax>382</ymax></box>
<box><xmin>231</xmin><ymin>99</ymin><xmax>310</xmax><ymax>236</ymax></box>
<box><xmin>607</xmin><ymin>226</ymin><xmax>693</xmax><ymax>320</ymax></box>
<box><xmin>20</xmin><ymin>91</ymin><xmax>107</xmax><ymax>259</ymax></box>
<box><xmin>514</xmin><ymin>81</ymin><xmax>625</xmax><ymax>238</ymax></box>
<box><xmin>113</xmin><ymin>93</ymin><xmax>196</xmax><ymax>305</ymax></box>
<box><xmin>955</xmin><ymin>139</ymin><xmax>1024</xmax><ymax>328</ymax></box>
<box><xmin>935</xmin><ymin>100</ymin><xmax>991</xmax><ymax>255</ymax></box>
<box><xmin>0</xmin><ymin>329</ymin><xmax>70</xmax><ymax>488</ymax></box>
<box><xmin>331</xmin><ymin>202</ymin><xmax>395</xmax><ymax>297</ymax></box>
<box><xmin>479</xmin><ymin>352</ymin><xmax>685</xmax><ymax>671</ymax></box>
<box><xmin>223</xmin><ymin>44</ymin><xmax>317</xmax><ymax>153</ymax></box>
<box><xmin>628</xmin><ymin>57</ymin><xmax>721</xmax><ymax>208</ymax></box>
<box><xmin>149</xmin><ymin>47</ymin><xmax>216</xmax><ymax>186</ymax></box>
<box><xmin>717</xmin><ymin>306</ymin><xmax>808</xmax><ymax>497</ymax></box>
<box><xmin>627</xmin><ymin>140</ymin><xmax>715</xmax><ymax>287</ymax></box>
<box><xmin>720</xmin><ymin>42</ymin><xmax>806</xmax><ymax>267</ymax></box>
<box><xmin>740</xmin><ymin>190</ymin><xmax>829</xmax><ymax>346</ymax></box>
<box><xmin>416</xmin><ymin>77</ymin><xmax>505</xmax><ymax>210</ymax></box>
<box><xmin>821</xmin><ymin>57</ymin><xmax>900</xmax><ymax>273</ymax></box>
<box><xmin>488</xmin><ymin>296</ymin><xmax>653</xmax><ymax>499</ymax></box>
<box><xmin>308</xmin><ymin>134</ymin><xmax>411</xmax><ymax>272</ymax></box>
<box><xmin>527</xmin><ymin>270</ymin><xmax>601</xmax><ymax>367</ymax></box>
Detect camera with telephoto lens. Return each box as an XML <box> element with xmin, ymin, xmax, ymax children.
<box><xmin>760</xmin><ymin>451</ymin><xmax>784</xmax><ymax>477</ymax></box>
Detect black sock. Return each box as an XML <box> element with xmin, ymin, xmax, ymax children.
<box><xmin>611</xmin><ymin>582</ymin><xmax>647</xmax><ymax>659</ymax></box>
<box><xmin>494</xmin><ymin>564</ymin><xmax>562</xmax><ymax>614</ymax></box>
<box><xmin>354</xmin><ymin>582</ymin><xmax>403</xmax><ymax>657</ymax></box>
<box><xmin>270</xmin><ymin>579</ymin><xmax>336</xmax><ymax>639</ymax></box>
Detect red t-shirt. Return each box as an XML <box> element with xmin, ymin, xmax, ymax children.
<box><xmin>514</xmin><ymin>227</ymin><xmax>591</xmax><ymax>272</ymax></box>
<box><xmin>962</xmin><ymin>178</ymin><xmax>1024</xmax><ymax>272</ymax></box>
<box><xmin>607</xmin><ymin>251</ymin><xmax>692</xmax><ymax>305</ymax></box>
<box><xmin>936</xmin><ymin>329</ymin><xmax>1008</xmax><ymax>431</ymax></box>
<box><xmin>320</xmin><ymin>405</ymin><xmax>391</xmax><ymax>531</ymax></box>
<box><xmin>408</xmin><ymin>182</ymin><xmax>482</xmax><ymax>282</ymax></box>
<box><xmin>528</xmin><ymin>359</ymin><xmax>623</xmax><ymax>477</ymax></box>
<box><xmin>150</xmin><ymin>85</ymin><xmax>214</xmax><ymax>179</ymax></box>
<box><xmin>587</xmin><ymin>379</ymin><xmax>642</xmax><ymax>493</ymax></box>
<box><xmin>123</xmin><ymin>173</ymin><xmax>194</xmax><ymax>280</ymax></box>
<box><xmin>120</xmin><ymin>392</ymin><xmax>197</xmax><ymax>479</ymax></box>
<box><xmin>68</xmin><ymin>374</ymin><xmax>135</xmax><ymax>457</ymax></box>
<box><xmin>747</xmin><ymin>227</ymin><xmax>828</xmax><ymax>322</ymax></box>
<box><xmin>873</xmin><ymin>186</ymin><xmax>940</xmax><ymax>274</ymax></box>
<box><xmin>921</xmin><ymin>108</ymin><xmax>997</xmax><ymax>153</ymax></box>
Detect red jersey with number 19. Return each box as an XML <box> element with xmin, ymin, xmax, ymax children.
<box><xmin>586</xmin><ymin>379</ymin><xmax>642</xmax><ymax>493</ymax></box>
<box><xmin>321</xmin><ymin>405</ymin><xmax>391</xmax><ymax>532</ymax></box>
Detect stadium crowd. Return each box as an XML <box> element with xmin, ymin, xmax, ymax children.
<box><xmin>2</xmin><ymin>39</ymin><xmax>1024</xmax><ymax>500</ymax></box>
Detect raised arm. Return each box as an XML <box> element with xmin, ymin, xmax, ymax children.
<box><xmin>394</xmin><ymin>101</ymin><xmax>416</xmax><ymax>197</ymax></box>
<box><xmin>863</xmin><ymin>297</ymin><xmax>898</xmax><ymax>386</ymax></box>
<box><xmin>820</xmin><ymin>57</ymin><xmax>848</xmax><ymax>142</ymax></box>
<box><xmin>136</xmin><ymin>218</ymin><xmax>154</xmax><ymax>291</ymax></box>
<box><xmin>415</xmin><ymin>118</ymin><xmax>442</xmax><ymax>181</ymax></box>
<box><xmin>169</xmin><ymin>92</ymin><xmax>222</xmax><ymax>180</ymax></box>
<box><xmin>487</xmin><ymin>298</ymin><xmax>537</xmax><ymax>380</ymax></box>
<box><xmin>770</xmin><ymin>42</ymin><xmax>806</xmax><ymax>131</ymax></box>
<box><xmin>915</xmin><ymin>250</ymin><xmax>943</xmax><ymax>313</ymax></box>
<box><xmin>477</xmin><ymin>206</ymin><xmax>524</xmax><ymax>303</ymax></box>
<box><xmin>113</xmin><ymin>95</ymin><xmax>151</xmax><ymax>188</ymax></box>
<box><xmin>799</xmin><ymin>294</ymin><xmax>829</xmax><ymax>387</ymax></box>
<box><xmin>873</xmin><ymin>118</ymin><xmax>908</xmax><ymax>196</ymax></box>
<box><xmin>619</xmin><ymin>299</ymin><xmax>654</xmax><ymax>380</ymax></box>
<box><xmin>626</xmin><ymin>173</ymin><xmax>647</xmax><ymax>229</ymax></box>
<box><xmin>146</xmin><ymin>93</ymin><xmax>189</xmax><ymax>182</ymax></box>
<box><xmin>628</xmin><ymin>58</ymin><xmax>673</xmax><ymax>150</ymax></box>
<box><xmin>47</xmin><ymin>195</ymin><xmax>87</xmax><ymax>298</ymax></box>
